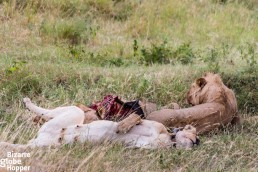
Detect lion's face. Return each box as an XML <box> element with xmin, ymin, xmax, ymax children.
<box><xmin>186</xmin><ymin>73</ymin><xmax>228</xmax><ymax>106</ymax></box>
<box><xmin>187</xmin><ymin>78</ymin><xmax>206</xmax><ymax>105</ymax></box>
<box><xmin>175</xmin><ymin>125</ymin><xmax>199</xmax><ymax>149</ymax></box>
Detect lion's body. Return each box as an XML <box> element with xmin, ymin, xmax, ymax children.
<box><xmin>1</xmin><ymin>98</ymin><xmax>200</xmax><ymax>149</ymax></box>
<box><xmin>146</xmin><ymin>73</ymin><xmax>238</xmax><ymax>134</ymax></box>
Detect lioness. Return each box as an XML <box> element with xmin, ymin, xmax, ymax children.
<box><xmin>118</xmin><ymin>73</ymin><xmax>239</xmax><ymax>134</ymax></box>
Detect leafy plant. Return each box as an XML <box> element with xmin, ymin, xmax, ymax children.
<box><xmin>206</xmin><ymin>48</ymin><xmax>220</xmax><ymax>73</ymax></box>
<box><xmin>112</xmin><ymin>0</ymin><xmax>135</xmax><ymax>21</ymax></box>
<box><xmin>133</xmin><ymin>39</ymin><xmax>139</xmax><ymax>57</ymax></box>
<box><xmin>140</xmin><ymin>42</ymin><xmax>195</xmax><ymax>65</ymax></box>
<box><xmin>40</xmin><ymin>19</ymin><xmax>96</xmax><ymax>44</ymax></box>
<box><xmin>69</xmin><ymin>46</ymin><xmax>85</xmax><ymax>59</ymax></box>
<box><xmin>140</xmin><ymin>41</ymin><xmax>171</xmax><ymax>65</ymax></box>
<box><xmin>172</xmin><ymin>42</ymin><xmax>195</xmax><ymax>65</ymax></box>
<box><xmin>6</xmin><ymin>60</ymin><xmax>27</xmax><ymax>75</ymax></box>
<box><xmin>240</xmin><ymin>43</ymin><xmax>257</xmax><ymax>68</ymax></box>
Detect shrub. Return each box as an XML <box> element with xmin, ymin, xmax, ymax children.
<box><xmin>240</xmin><ymin>42</ymin><xmax>257</xmax><ymax>71</ymax></box>
<box><xmin>40</xmin><ymin>18</ymin><xmax>96</xmax><ymax>44</ymax></box>
<box><xmin>203</xmin><ymin>48</ymin><xmax>221</xmax><ymax>73</ymax></box>
<box><xmin>0</xmin><ymin>70</ymin><xmax>42</xmax><ymax>103</ymax></box>
<box><xmin>140</xmin><ymin>41</ymin><xmax>171</xmax><ymax>65</ymax></box>
<box><xmin>5</xmin><ymin>60</ymin><xmax>27</xmax><ymax>75</ymax></box>
<box><xmin>87</xmin><ymin>0</ymin><xmax>136</xmax><ymax>21</ymax></box>
<box><xmin>171</xmin><ymin>43</ymin><xmax>195</xmax><ymax>65</ymax></box>
<box><xmin>140</xmin><ymin>42</ymin><xmax>195</xmax><ymax>65</ymax></box>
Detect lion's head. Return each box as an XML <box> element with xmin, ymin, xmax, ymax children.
<box><xmin>175</xmin><ymin>125</ymin><xmax>200</xmax><ymax>149</ymax></box>
<box><xmin>186</xmin><ymin>73</ymin><xmax>237</xmax><ymax>112</ymax></box>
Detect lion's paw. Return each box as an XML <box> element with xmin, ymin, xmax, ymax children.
<box><xmin>117</xmin><ymin>121</ymin><xmax>132</xmax><ymax>134</ymax></box>
<box><xmin>116</xmin><ymin>113</ymin><xmax>142</xmax><ymax>134</ymax></box>
<box><xmin>23</xmin><ymin>98</ymin><xmax>32</xmax><ymax>104</ymax></box>
<box><xmin>23</xmin><ymin>98</ymin><xmax>32</xmax><ymax>109</ymax></box>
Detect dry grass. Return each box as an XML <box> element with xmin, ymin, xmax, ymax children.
<box><xmin>0</xmin><ymin>110</ymin><xmax>257</xmax><ymax>171</ymax></box>
<box><xmin>0</xmin><ymin>0</ymin><xmax>257</xmax><ymax>171</ymax></box>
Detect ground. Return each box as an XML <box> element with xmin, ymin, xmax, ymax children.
<box><xmin>0</xmin><ymin>0</ymin><xmax>257</xmax><ymax>171</ymax></box>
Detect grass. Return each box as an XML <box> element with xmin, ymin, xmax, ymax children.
<box><xmin>0</xmin><ymin>0</ymin><xmax>257</xmax><ymax>171</ymax></box>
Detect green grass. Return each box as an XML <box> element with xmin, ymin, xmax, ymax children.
<box><xmin>0</xmin><ymin>0</ymin><xmax>257</xmax><ymax>171</ymax></box>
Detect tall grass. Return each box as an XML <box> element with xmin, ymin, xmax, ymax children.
<box><xmin>0</xmin><ymin>0</ymin><xmax>257</xmax><ymax>171</ymax></box>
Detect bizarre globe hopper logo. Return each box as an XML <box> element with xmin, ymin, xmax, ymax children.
<box><xmin>0</xmin><ymin>151</ymin><xmax>31</xmax><ymax>172</ymax></box>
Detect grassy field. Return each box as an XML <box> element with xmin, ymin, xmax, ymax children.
<box><xmin>0</xmin><ymin>0</ymin><xmax>257</xmax><ymax>171</ymax></box>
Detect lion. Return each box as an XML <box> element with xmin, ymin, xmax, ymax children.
<box><xmin>118</xmin><ymin>73</ymin><xmax>239</xmax><ymax>134</ymax></box>
<box><xmin>0</xmin><ymin>98</ymin><xmax>199</xmax><ymax>150</ymax></box>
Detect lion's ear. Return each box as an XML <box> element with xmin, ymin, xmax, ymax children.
<box><xmin>196</xmin><ymin>78</ymin><xmax>207</xmax><ymax>88</ymax></box>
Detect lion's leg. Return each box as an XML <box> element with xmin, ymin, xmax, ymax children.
<box><xmin>76</xmin><ymin>104</ymin><xmax>99</xmax><ymax>124</ymax></box>
<box><xmin>23</xmin><ymin>98</ymin><xmax>51</xmax><ymax>116</ymax></box>
<box><xmin>23</xmin><ymin>98</ymin><xmax>68</xmax><ymax>126</ymax></box>
<box><xmin>24</xmin><ymin>98</ymin><xmax>82</xmax><ymax>120</ymax></box>
<box><xmin>23</xmin><ymin>98</ymin><xmax>53</xmax><ymax>125</ymax></box>
<box><xmin>29</xmin><ymin>107</ymin><xmax>85</xmax><ymax>147</ymax></box>
<box><xmin>38</xmin><ymin>106</ymin><xmax>85</xmax><ymax>132</ymax></box>
<box><xmin>116</xmin><ymin>113</ymin><xmax>142</xmax><ymax>134</ymax></box>
<box><xmin>146</xmin><ymin>109</ymin><xmax>179</xmax><ymax>127</ymax></box>
<box><xmin>147</xmin><ymin>104</ymin><xmax>230</xmax><ymax>133</ymax></box>
<box><xmin>83</xmin><ymin>111</ymin><xmax>99</xmax><ymax>124</ymax></box>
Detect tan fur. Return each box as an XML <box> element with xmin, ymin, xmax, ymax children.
<box><xmin>76</xmin><ymin>104</ymin><xmax>94</xmax><ymax>112</ymax></box>
<box><xmin>33</xmin><ymin>115</ymin><xmax>53</xmax><ymax>127</ymax></box>
<box><xmin>0</xmin><ymin>99</ymin><xmax>200</xmax><ymax>149</ymax></box>
<box><xmin>147</xmin><ymin>73</ymin><xmax>238</xmax><ymax>134</ymax></box>
<box><xmin>139</xmin><ymin>100</ymin><xmax>157</xmax><ymax>116</ymax></box>
<box><xmin>117</xmin><ymin>113</ymin><xmax>142</xmax><ymax>134</ymax></box>
<box><xmin>83</xmin><ymin>111</ymin><xmax>99</xmax><ymax>124</ymax></box>
<box><xmin>176</xmin><ymin>125</ymin><xmax>198</xmax><ymax>149</ymax></box>
<box><xmin>76</xmin><ymin>104</ymin><xmax>99</xmax><ymax>124</ymax></box>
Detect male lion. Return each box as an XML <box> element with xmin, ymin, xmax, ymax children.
<box><xmin>118</xmin><ymin>73</ymin><xmax>239</xmax><ymax>134</ymax></box>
